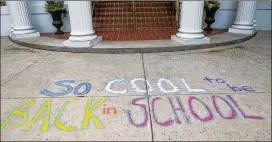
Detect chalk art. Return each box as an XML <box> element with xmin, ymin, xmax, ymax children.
<box><xmin>203</xmin><ymin>76</ymin><xmax>256</xmax><ymax>92</ymax></box>
<box><xmin>1</xmin><ymin>95</ymin><xmax>264</xmax><ymax>131</ymax></box>
<box><xmin>1</xmin><ymin>76</ymin><xmax>261</xmax><ymax>132</ymax></box>
<box><xmin>104</xmin><ymin>77</ymin><xmax>209</xmax><ymax>94</ymax></box>
<box><xmin>1</xmin><ymin>97</ymin><xmax>107</xmax><ymax>131</ymax></box>
<box><xmin>125</xmin><ymin>95</ymin><xmax>263</xmax><ymax>127</ymax></box>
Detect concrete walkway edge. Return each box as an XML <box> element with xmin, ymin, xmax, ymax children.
<box><xmin>8</xmin><ymin>32</ymin><xmax>257</xmax><ymax>54</ymax></box>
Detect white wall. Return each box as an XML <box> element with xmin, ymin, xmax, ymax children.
<box><xmin>211</xmin><ymin>1</ymin><xmax>271</xmax><ymax>30</ymax></box>
<box><xmin>1</xmin><ymin>6</ymin><xmax>12</xmax><ymax>36</ymax></box>
<box><xmin>210</xmin><ymin>1</ymin><xmax>238</xmax><ymax>29</ymax></box>
<box><xmin>1</xmin><ymin>1</ymin><xmax>271</xmax><ymax>36</ymax></box>
<box><xmin>255</xmin><ymin>1</ymin><xmax>272</xmax><ymax>30</ymax></box>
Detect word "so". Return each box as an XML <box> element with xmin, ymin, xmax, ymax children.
<box><xmin>40</xmin><ymin>80</ymin><xmax>91</xmax><ymax>97</ymax></box>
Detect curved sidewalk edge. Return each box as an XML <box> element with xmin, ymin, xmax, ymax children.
<box><xmin>8</xmin><ymin>32</ymin><xmax>257</xmax><ymax>54</ymax></box>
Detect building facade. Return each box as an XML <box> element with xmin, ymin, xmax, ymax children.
<box><xmin>1</xmin><ymin>1</ymin><xmax>271</xmax><ymax>46</ymax></box>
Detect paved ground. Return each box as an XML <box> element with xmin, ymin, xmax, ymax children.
<box><xmin>1</xmin><ymin>31</ymin><xmax>271</xmax><ymax>141</ymax></box>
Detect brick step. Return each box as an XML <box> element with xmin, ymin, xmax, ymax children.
<box><xmin>94</xmin><ymin>22</ymin><xmax>134</xmax><ymax>29</ymax></box>
<box><xmin>93</xmin><ymin>16</ymin><xmax>176</xmax><ymax>23</ymax></box>
<box><xmin>94</xmin><ymin>28</ymin><xmax>134</xmax><ymax>32</ymax></box>
<box><xmin>95</xmin><ymin>11</ymin><xmax>173</xmax><ymax>17</ymax></box>
<box><xmin>94</xmin><ymin>22</ymin><xmax>177</xmax><ymax>28</ymax></box>
<box><xmin>95</xmin><ymin>2</ymin><xmax>173</xmax><ymax>8</ymax></box>
<box><xmin>135</xmin><ymin>11</ymin><xmax>174</xmax><ymax>17</ymax></box>
<box><xmin>94</xmin><ymin>26</ymin><xmax>177</xmax><ymax>32</ymax></box>
<box><xmin>96</xmin><ymin>7</ymin><xmax>172</xmax><ymax>12</ymax></box>
<box><xmin>136</xmin><ymin>22</ymin><xmax>177</xmax><ymax>27</ymax></box>
<box><xmin>95</xmin><ymin>12</ymin><xmax>133</xmax><ymax>17</ymax></box>
<box><xmin>96</xmin><ymin>7</ymin><xmax>132</xmax><ymax>12</ymax></box>
<box><xmin>135</xmin><ymin>7</ymin><xmax>173</xmax><ymax>12</ymax></box>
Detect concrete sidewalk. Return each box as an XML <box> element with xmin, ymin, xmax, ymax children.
<box><xmin>1</xmin><ymin>31</ymin><xmax>271</xmax><ymax>141</ymax></box>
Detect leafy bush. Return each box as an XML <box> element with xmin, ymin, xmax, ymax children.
<box><xmin>204</xmin><ymin>1</ymin><xmax>220</xmax><ymax>10</ymax></box>
<box><xmin>45</xmin><ymin>1</ymin><xmax>67</xmax><ymax>17</ymax></box>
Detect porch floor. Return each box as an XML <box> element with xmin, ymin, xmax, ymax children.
<box><xmin>40</xmin><ymin>29</ymin><xmax>227</xmax><ymax>41</ymax></box>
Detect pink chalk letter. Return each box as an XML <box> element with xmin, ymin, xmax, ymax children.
<box><xmin>188</xmin><ymin>96</ymin><xmax>213</xmax><ymax>122</ymax></box>
<box><xmin>151</xmin><ymin>97</ymin><xmax>173</xmax><ymax>126</ymax></box>
<box><xmin>125</xmin><ymin>98</ymin><xmax>149</xmax><ymax>127</ymax></box>
<box><xmin>227</xmin><ymin>95</ymin><xmax>263</xmax><ymax>120</ymax></box>
<box><xmin>168</xmin><ymin>96</ymin><xmax>190</xmax><ymax>124</ymax></box>
<box><xmin>212</xmin><ymin>96</ymin><xmax>236</xmax><ymax>119</ymax></box>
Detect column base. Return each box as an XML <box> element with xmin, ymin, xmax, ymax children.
<box><xmin>228</xmin><ymin>28</ymin><xmax>256</xmax><ymax>35</ymax></box>
<box><xmin>63</xmin><ymin>36</ymin><xmax>102</xmax><ymax>48</ymax></box>
<box><xmin>9</xmin><ymin>32</ymin><xmax>40</xmax><ymax>40</ymax></box>
<box><xmin>171</xmin><ymin>35</ymin><xmax>210</xmax><ymax>45</ymax></box>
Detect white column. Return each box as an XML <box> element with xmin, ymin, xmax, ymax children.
<box><xmin>6</xmin><ymin>1</ymin><xmax>39</xmax><ymax>39</ymax></box>
<box><xmin>171</xmin><ymin>1</ymin><xmax>210</xmax><ymax>45</ymax></box>
<box><xmin>229</xmin><ymin>1</ymin><xmax>257</xmax><ymax>34</ymax></box>
<box><xmin>63</xmin><ymin>1</ymin><xmax>101</xmax><ymax>48</ymax></box>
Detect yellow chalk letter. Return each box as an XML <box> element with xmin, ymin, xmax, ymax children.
<box><xmin>1</xmin><ymin>100</ymin><xmax>34</xmax><ymax>130</ymax></box>
<box><xmin>25</xmin><ymin>99</ymin><xmax>51</xmax><ymax>131</ymax></box>
<box><xmin>55</xmin><ymin>98</ymin><xmax>76</xmax><ymax>131</ymax></box>
<box><xmin>82</xmin><ymin>97</ymin><xmax>107</xmax><ymax>129</ymax></box>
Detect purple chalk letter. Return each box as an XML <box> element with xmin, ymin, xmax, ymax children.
<box><xmin>226</xmin><ymin>84</ymin><xmax>242</xmax><ymax>92</ymax></box>
<box><xmin>203</xmin><ymin>77</ymin><xmax>214</xmax><ymax>83</ymax></box>
<box><xmin>125</xmin><ymin>98</ymin><xmax>149</xmax><ymax>127</ymax></box>
<box><xmin>242</xmin><ymin>86</ymin><xmax>256</xmax><ymax>92</ymax></box>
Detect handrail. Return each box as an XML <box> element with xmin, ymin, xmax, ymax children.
<box><xmin>132</xmin><ymin>1</ymin><xmax>136</xmax><ymax>31</ymax></box>
<box><xmin>92</xmin><ymin>1</ymin><xmax>96</xmax><ymax>17</ymax></box>
<box><xmin>175</xmin><ymin>1</ymin><xmax>181</xmax><ymax>27</ymax></box>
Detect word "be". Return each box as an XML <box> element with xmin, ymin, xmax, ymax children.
<box><xmin>40</xmin><ymin>80</ymin><xmax>91</xmax><ymax>97</ymax></box>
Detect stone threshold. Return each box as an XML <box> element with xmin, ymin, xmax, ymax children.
<box><xmin>8</xmin><ymin>32</ymin><xmax>257</xmax><ymax>54</ymax></box>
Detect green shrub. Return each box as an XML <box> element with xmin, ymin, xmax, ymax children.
<box><xmin>204</xmin><ymin>1</ymin><xmax>220</xmax><ymax>10</ymax></box>
<box><xmin>45</xmin><ymin>1</ymin><xmax>67</xmax><ymax>17</ymax></box>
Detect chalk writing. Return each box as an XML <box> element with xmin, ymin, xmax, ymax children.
<box><xmin>40</xmin><ymin>80</ymin><xmax>92</xmax><ymax>97</ymax></box>
<box><xmin>104</xmin><ymin>79</ymin><xmax>127</xmax><ymax>94</ymax></box>
<box><xmin>157</xmin><ymin>78</ymin><xmax>179</xmax><ymax>93</ymax></box>
<box><xmin>102</xmin><ymin>104</ymin><xmax>118</xmax><ymax>115</ymax></box>
<box><xmin>104</xmin><ymin>77</ymin><xmax>208</xmax><ymax>94</ymax></box>
<box><xmin>1</xmin><ymin>76</ymin><xmax>263</xmax><ymax>132</ymax></box>
<box><xmin>124</xmin><ymin>98</ymin><xmax>149</xmax><ymax>127</ymax></box>
<box><xmin>203</xmin><ymin>77</ymin><xmax>256</xmax><ymax>92</ymax></box>
<box><xmin>1</xmin><ymin>100</ymin><xmax>35</xmax><ymax>130</ymax></box>
<box><xmin>55</xmin><ymin>98</ymin><xmax>77</xmax><ymax>131</ymax></box>
<box><xmin>25</xmin><ymin>99</ymin><xmax>51</xmax><ymax>131</ymax></box>
<box><xmin>125</xmin><ymin>95</ymin><xmax>263</xmax><ymax>127</ymax></box>
<box><xmin>82</xmin><ymin>97</ymin><xmax>107</xmax><ymax>129</ymax></box>
<box><xmin>130</xmin><ymin>78</ymin><xmax>154</xmax><ymax>93</ymax></box>
<box><xmin>1</xmin><ymin>97</ymin><xmax>107</xmax><ymax>131</ymax></box>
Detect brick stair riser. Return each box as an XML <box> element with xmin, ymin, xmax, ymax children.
<box><xmin>95</xmin><ymin>12</ymin><xmax>133</xmax><ymax>17</ymax></box>
<box><xmin>94</xmin><ymin>17</ymin><xmax>176</xmax><ymax>23</ymax></box>
<box><xmin>96</xmin><ymin>2</ymin><xmax>173</xmax><ymax>8</ymax></box>
<box><xmin>94</xmin><ymin>1</ymin><xmax>177</xmax><ymax>31</ymax></box>
<box><xmin>96</xmin><ymin>7</ymin><xmax>172</xmax><ymax>12</ymax></box>
<box><xmin>94</xmin><ymin>22</ymin><xmax>177</xmax><ymax>28</ymax></box>
<box><xmin>94</xmin><ymin>27</ymin><xmax>177</xmax><ymax>32</ymax></box>
<box><xmin>95</xmin><ymin>11</ymin><xmax>173</xmax><ymax>17</ymax></box>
